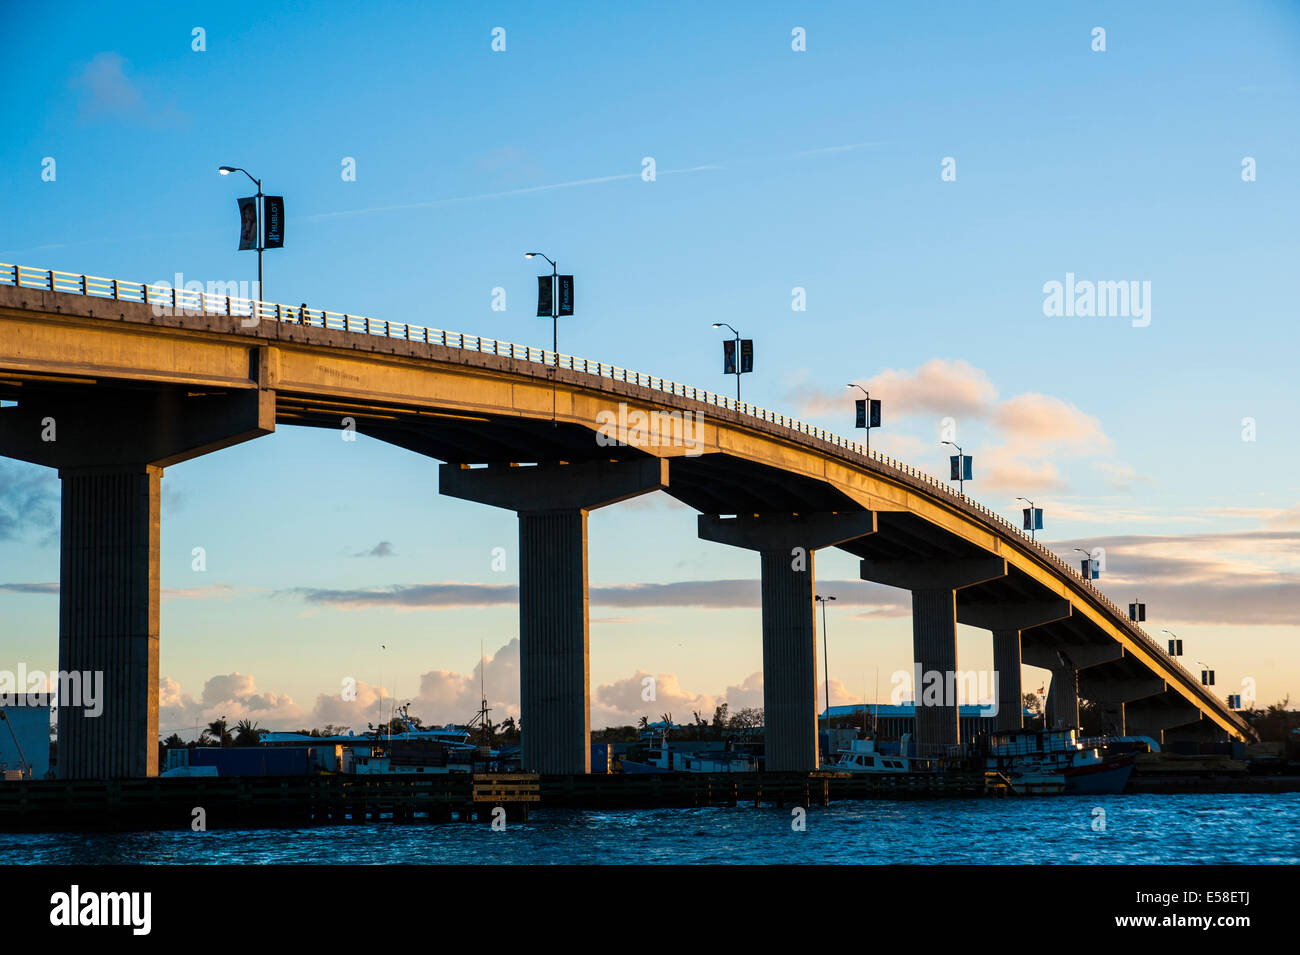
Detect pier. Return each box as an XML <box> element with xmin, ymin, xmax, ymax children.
<box><xmin>0</xmin><ymin>770</ymin><xmax>1012</xmax><ymax>832</ymax></box>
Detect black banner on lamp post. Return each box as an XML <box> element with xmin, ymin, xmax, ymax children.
<box><xmin>557</xmin><ymin>275</ymin><xmax>574</xmax><ymax>316</ymax></box>
<box><xmin>536</xmin><ymin>276</ymin><xmax>554</xmax><ymax>317</ymax></box>
<box><xmin>263</xmin><ymin>196</ymin><xmax>284</xmax><ymax>248</ymax></box>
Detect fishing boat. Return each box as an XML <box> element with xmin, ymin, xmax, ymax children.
<box><xmin>981</xmin><ymin>728</ymin><xmax>1136</xmax><ymax>795</ymax></box>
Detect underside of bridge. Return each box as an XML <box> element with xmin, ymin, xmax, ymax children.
<box><xmin>0</xmin><ymin>287</ymin><xmax>1251</xmax><ymax>778</ymax></box>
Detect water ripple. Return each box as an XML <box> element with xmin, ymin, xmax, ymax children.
<box><xmin>1</xmin><ymin>793</ymin><xmax>1296</xmax><ymax>865</ymax></box>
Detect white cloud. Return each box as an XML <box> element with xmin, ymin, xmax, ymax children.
<box><xmin>790</xmin><ymin>358</ymin><xmax>997</xmax><ymax>419</ymax></box>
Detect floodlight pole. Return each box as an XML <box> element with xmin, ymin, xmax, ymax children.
<box><xmin>816</xmin><ymin>594</ymin><xmax>836</xmax><ymax>744</ymax></box>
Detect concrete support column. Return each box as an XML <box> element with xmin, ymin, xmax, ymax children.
<box><xmin>58</xmin><ymin>466</ymin><xmax>161</xmax><ymax>778</ymax></box>
<box><xmin>441</xmin><ymin>458</ymin><xmax>668</xmax><ymax>774</ymax></box>
<box><xmin>956</xmin><ymin>598</ymin><xmax>1071</xmax><ymax>734</ymax></box>
<box><xmin>1107</xmin><ymin>702</ymin><xmax>1128</xmax><ymax>736</ymax></box>
<box><xmin>1047</xmin><ymin>667</ymin><xmax>1079</xmax><ymax>730</ymax></box>
<box><xmin>517</xmin><ymin>510</ymin><xmax>590</xmax><ymax>775</ymax></box>
<box><xmin>991</xmin><ymin>629</ymin><xmax>1023</xmax><ymax>731</ymax></box>
<box><xmin>860</xmin><ymin>558</ymin><xmax>1008</xmax><ymax>752</ymax></box>
<box><xmin>757</xmin><ymin>549</ymin><xmax>819</xmax><ymax>772</ymax></box>
<box><xmin>699</xmin><ymin>511</ymin><xmax>876</xmax><ymax>771</ymax></box>
<box><xmin>912</xmin><ymin>588</ymin><xmax>960</xmax><ymax>749</ymax></box>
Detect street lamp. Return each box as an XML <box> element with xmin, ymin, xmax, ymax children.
<box><xmin>1073</xmin><ymin>547</ymin><xmax>1098</xmax><ymax>580</ymax></box>
<box><xmin>1015</xmin><ymin>496</ymin><xmax>1041</xmax><ymax>541</ymax></box>
<box><xmin>848</xmin><ymin>383</ymin><xmax>879</xmax><ymax>454</ymax></box>
<box><xmin>941</xmin><ymin>440</ymin><xmax>969</xmax><ymax>496</ymax></box>
<box><xmin>712</xmin><ymin>322</ymin><xmax>743</xmax><ymax>402</ymax></box>
<box><xmin>1161</xmin><ymin>628</ymin><xmax>1183</xmax><ymax>657</ymax></box>
<box><xmin>815</xmin><ymin>594</ymin><xmax>836</xmax><ymax>743</ymax></box>
<box><xmin>524</xmin><ymin>252</ymin><xmax>559</xmax><ymax>354</ymax></box>
<box><xmin>218</xmin><ymin>165</ymin><xmax>264</xmax><ymax>299</ymax></box>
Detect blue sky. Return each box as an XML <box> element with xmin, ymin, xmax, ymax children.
<box><xmin>1</xmin><ymin>1</ymin><xmax>1298</xmax><ymax>736</ymax></box>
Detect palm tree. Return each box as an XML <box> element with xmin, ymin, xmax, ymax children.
<box><xmin>232</xmin><ymin>719</ymin><xmax>264</xmax><ymax>746</ymax></box>
<box><xmin>637</xmin><ymin>715</ymin><xmax>649</xmax><ymax>730</ymax></box>
<box><xmin>204</xmin><ymin>718</ymin><xmax>232</xmax><ymax>746</ymax></box>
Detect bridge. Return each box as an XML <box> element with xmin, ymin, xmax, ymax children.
<box><xmin>0</xmin><ymin>264</ymin><xmax>1253</xmax><ymax>778</ymax></box>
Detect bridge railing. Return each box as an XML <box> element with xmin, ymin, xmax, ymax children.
<box><xmin>0</xmin><ymin>261</ymin><xmax>1228</xmax><ymax>717</ymax></box>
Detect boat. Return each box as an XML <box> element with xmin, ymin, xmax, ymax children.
<box><xmin>343</xmin><ymin>738</ymin><xmax>478</xmax><ymax>775</ymax></box>
<box><xmin>342</xmin><ymin>703</ymin><xmax>491</xmax><ymax>774</ymax></box>
<box><xmin>619</xmin><ymin>731</ymin><xmax>756</xmax><ymax>773</ymax></box>
<box><xmin>981</xmin><ymin>728</ymin><xmax>1136</xmax><ymax>795</ymax></box>
<box><xmin>821</xmin><ymin>737</ymin><xmax>915</xmax><ymax>773</ymax></box>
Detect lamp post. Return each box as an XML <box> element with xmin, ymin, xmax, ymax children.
<box><xmin>218</xmin><ymin>165</ymin><xmax>263</xmax><ymax>299</ymax></box>
<box><xmin>524</xmin><ymin>251</ymin><xmax>558</xmax><ymax>355</ymax></box>
<box><xmin>712</xmin><ymin>322</ymin><xmax>742</xmax><ymax>402</ymax></box>
<box><xmin>941</xmin><ymin>440</ymin><xmax>966</xmax><ymax>496</ymax></box>
<box><xmin>816</xmin><ymin>594</ymin><xmax>836</xmax><ymax>743</ymax></box>
<box><xmin>848</xmin><ymin>383</ymin><xmax>876</xmax><ymax>454</ymax></box>
<box><xmin>1015</xmin><ymin>496</ymin><xmax>1039</xmax><ymax>541</ymax></box>
<box><xmin>1071</xmin><ymin>545</ymin><xmax>1092</xmax><ymax>582</ymax></box>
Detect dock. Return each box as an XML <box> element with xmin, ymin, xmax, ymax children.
<box><xmin>0</xmin><ymin>770</ymin><xmax>1002</xmax><ymax>831</ymax></box>
<box><xmin>0</xmin><ymin>774</ymin><xmax>540</xmax><ymax>832</ymax></box>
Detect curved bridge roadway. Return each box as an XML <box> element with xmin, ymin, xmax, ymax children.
<box><xmin>0</xmin><ymin>266</ymin><xmax>1252</xmax><ymax>778</ymax></box>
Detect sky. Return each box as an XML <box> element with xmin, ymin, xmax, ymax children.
<box><xmin>1</xmin><ymin>1</ymin><xmax>1297</xmax><ymax>738</ymax></box>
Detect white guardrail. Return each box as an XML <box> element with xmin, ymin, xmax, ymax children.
<box><xmin>0</xmin><ymin>262</ymin><xmax>1236</xmax><ymax>720</ymax></box>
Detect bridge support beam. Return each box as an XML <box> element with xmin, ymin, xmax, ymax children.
<box><xmin>1163</xmin><ymin>718</ymin><xmax>1226</xmax><ymax>744</ymax></box>
<box><xmin>991</xmin><ymin>631</ymin><xmax>1022</xmax><ymax>730</ymax></box>
<box><xmin>956</xmin><ymin>599</ymin><xmax>1071</xmax><ymax>731</ymax></box>
<box><xmin>0</xmin><ymin>386</ymin><xmax>274</xmax><ymax>778</ymax></box>
<box><xmin>1023</xmin><ymin>644</ymin><xmax>1128</xmax><ymax>733</ymax></box>
<box><xmin>860</xmin><ymin>558</ymin><xmax>1007</xmax><ymax>751</ymax></box>
<box><xmin>440</xmin><ymin>459</ymin><xmax>668</xmax><ymax>774</ymax></box>
<box><xmin>1075</xmin><ymin>675</ymin><xmax>1167</xmax><ymax>727</ymax></box>
<box><xmin>1125</xmin><ymin>701</ymin><xmax>1208</xmax><ymax>745</ymax></box>
<box><xmin>698</xmin><ymin>511</ymin><xmax>876</xmax><ymax>771</ymax></box>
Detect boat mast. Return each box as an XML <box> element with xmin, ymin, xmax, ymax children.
<box><xmin>0</xmin><ymin>711</ymin><xmax>30</xmax><ymax>778</ymax></box>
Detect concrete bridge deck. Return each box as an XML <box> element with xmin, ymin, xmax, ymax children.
<box><xmin>0</xmin><ymin>264</ymin><xmax>1252</xmax><ymax>777</ymax></box>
